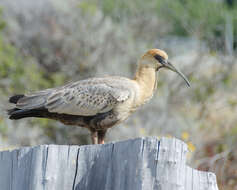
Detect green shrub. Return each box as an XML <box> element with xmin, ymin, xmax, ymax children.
<box><xmin>156</xmin><ymin>0</ymin><xmax>237</xmax><ymax>51</ymax></box>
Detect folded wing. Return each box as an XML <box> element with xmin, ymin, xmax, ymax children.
<box><xmin>15</xmin><ymin>79</ymin><xmax>130</xmax><ymax>116</ymax></box>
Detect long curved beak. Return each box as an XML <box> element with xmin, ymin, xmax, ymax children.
<box><xmin>163</xmin><ymin>61</ymin><xmax>190</xmax><ymax>87</ymax></box>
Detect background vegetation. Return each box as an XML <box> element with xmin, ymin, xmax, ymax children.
<box><xmin>0</xmin><ymin>0</ymin><xmax>236</xmax><ymax>189</ymax></box>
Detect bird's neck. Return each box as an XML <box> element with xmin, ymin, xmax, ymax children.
<box><xmin>133</xmin><ymin>64</ymin><xmax>157</xmax><ymax>105</ymax></box>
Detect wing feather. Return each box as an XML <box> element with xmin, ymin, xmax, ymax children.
<box><xmin>45</xmin><ymin>81</ymin><xmax>130</xmax><ymax>116</ymax></box>
<box><xmin>15</xmin><ymin>78</ymin><xmax>131</xmax><ymax>116</ymax></box>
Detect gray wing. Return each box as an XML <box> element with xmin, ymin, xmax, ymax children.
<box><xmin>16</xmin><ymin>79</ymin><xmax>130</xmax><ymax>116</ymax></box>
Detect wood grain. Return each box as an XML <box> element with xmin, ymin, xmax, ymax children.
<box><xmin>0</xmin><ymin>137</ymin><xmax>219</xmax><ymax>190</ymax></box>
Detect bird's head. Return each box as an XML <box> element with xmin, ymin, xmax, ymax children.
<box><xmin>141</xmin><ymin>49</ymin><xmax>190</xmax><ymax>87</ymax></box>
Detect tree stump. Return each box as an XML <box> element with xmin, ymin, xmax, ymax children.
<box><xmin>0</xmin><ymin>137</ymin><xmax>219</xmax><ymax>190</ymax></box>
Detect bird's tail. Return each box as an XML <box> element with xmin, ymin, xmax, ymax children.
<box><xmin>8</xmin><ymin>94</ymin><xmax>47</xmax><ymax>120</ymax></box>
<box><xmin>9</xmin><ymin>94</ymin><xmax>25</xmax><ymax>104</ymax></box>
<box><xmin>7</xmin><ymin>107</ymin><xmax>46</xmax><ymax>120</ymax></box>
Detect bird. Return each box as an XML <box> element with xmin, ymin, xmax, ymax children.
<box><xmin>7</xmin><ymin>49</ymin><xmax>190</xmax><ymax>144</ymax></box>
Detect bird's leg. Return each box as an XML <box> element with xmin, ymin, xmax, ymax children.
<box><xmin>98</xmin><ymin>129</ymin><xmax>107</xmax><ymax>144</ymax></box>
<box><xmin>90</xmin><ymin>129</ymin><xmax>98</xmax><ymax>144</ymax></box>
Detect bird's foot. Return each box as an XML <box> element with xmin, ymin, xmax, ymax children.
<box><xmin>90</xmin><ymin>129</ymin><xmax>107</xmax><ymax>144</ymax></box>
<box><xmin>98</xmin><ymin>130</ymin><xmax>107</xmax><ymax>144</ymax></box>
<box><xmin>91</xmin><ymin>130</ymin><xmax>98</xmax><ymax>144</ymax></box>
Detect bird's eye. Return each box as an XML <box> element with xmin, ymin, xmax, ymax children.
<box><xmin>154</xmin><ymin>54</ymin><xmax>166</xmax><ymax>64</ymax></box>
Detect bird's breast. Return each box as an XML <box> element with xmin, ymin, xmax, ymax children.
<box><xmin>114</xmin><ymin>98</ymin><xmax>135</xmax><ymax>121</ymax></box>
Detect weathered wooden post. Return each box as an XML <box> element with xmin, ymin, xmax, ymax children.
<box><xmin>0</xmin><ymin>137</ymin><xmax>219</xmax><ymax>190</ymax></box>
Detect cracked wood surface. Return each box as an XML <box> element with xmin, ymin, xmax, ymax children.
<box><xmin>0</xmin><ymin>137</ymin><xmax>219</xmax><ymax>190</ymax></box>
